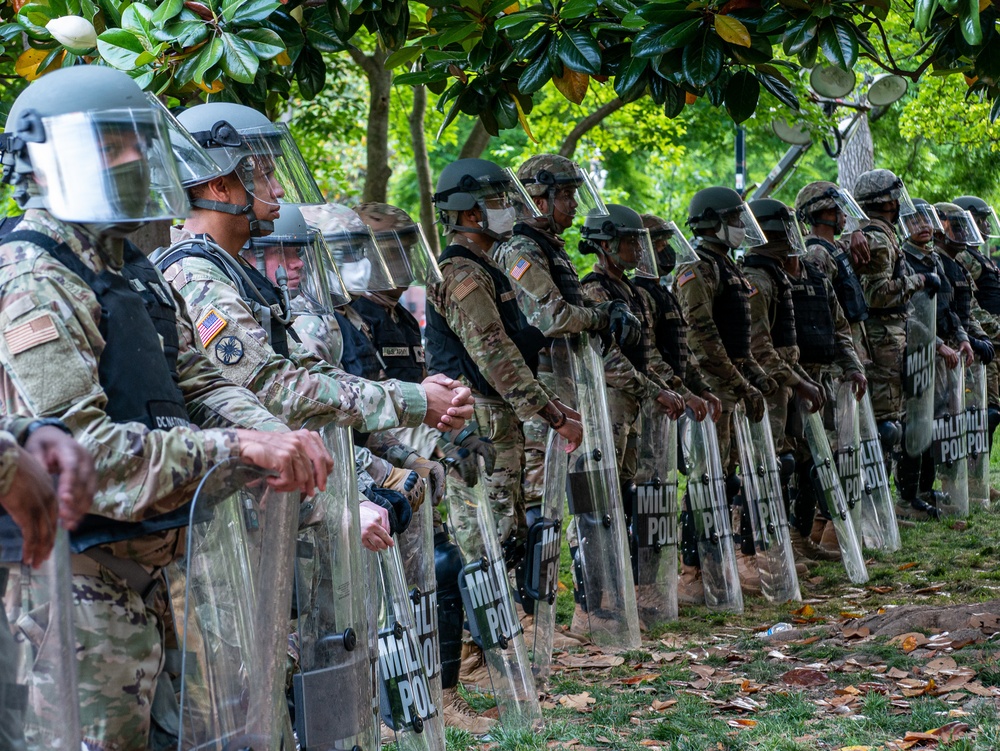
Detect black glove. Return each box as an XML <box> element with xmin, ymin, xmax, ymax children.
<box><xmin>362</xmin><ymin>485</ymin><xmax>412</xmax><ymax>534</ymax></box>
<box><xmin>439</xmin><ymin>424</ymin><xmax>497</xmax><ymax>486</ymax></box>
<box><xmin>971</xmin><ymin>337</ymin><xmax>996</xmax><ymax>364</ymax></box>
<box><xmin>608</xmin><ymin>300</ymin><xmax>642</xmax><ymax>349</ymax></box>
<box><xmin>922</xmin><ymin>273</ymin><xmax>941</xmax><ymax>297</ymax></box>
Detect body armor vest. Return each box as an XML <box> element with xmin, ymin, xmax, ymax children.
<box><xmin>742</xmin><ymin>254</ymin><xmax>797</xmax><ymax>348</ymax></box>
<box><xmin>511</xmin><ymin>223</ymin><xmax>587</xmax><ymax>306</ymax></box>
<box><xmin>7</xmin><ymin>230</ymin><xmax>192</xmax><ymax>552</ymax></box>
<box><xmin>336</xmin><ymin>310</ymin><xmax>382</xmax><ymax>381</ymax></box>
<box><xmin>581</xmin><ymin>270</ymin><xmax>648</xmax><ymax>371</ymax></box>
<box><xmin>939</xmin><ymin>252</ymin><xmax>975</xmax><ymax>329</ymax></box>
<box><xmin>963</xmin><ymin>246</ymin><xmax>1000</xmax><ymax>315</ymax></box>
<box><xmin>154</xmin><ymin>238</ymin><xmax>292</xmax><ymax>357</ymax></box>
<box><xmin>805</xmin><ymin>236</ymin><xmax>869</xmax><ymax>323</ymax></box>
<box><xmin>694</xmin><ymin>244</ymin><xmax>752</xmax><ymax>360</ymax></box>
<box><xmin>634</xmin><ymin>276</ymin><xmax>688</xmax><ymax>380</ymax></box>
<box><xmin>425</xmin><ymin>244</ymin><xmax>545</xmax><ymax>398</ymax></box>
<box><xmin>788</xmin><ymin>260</ymin><xmax>837</xmax><ymax>365</ymax></box>
<box><xmin>350</xmin><ymin>296</ymin><xmax>425</xmax><ymax>383</ymax></box>
<box><xmin>905</xmin><ymin>244</ymin><xmax>958</xmax><ymax>339</ymax></box>
<box><xmin>862</xmin><ymin>222</ymin><xmax>908</xmax><ymax>318</ymax></box>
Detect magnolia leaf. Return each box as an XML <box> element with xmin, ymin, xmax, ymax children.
<box><xmin>715</xmin><ymin>14</ymin><xmax>751</xmax><ymax>47</ymax></box>
<box><xmin>553</xmin><ymin>67</ymin><xmax>589</xmax><ymax>103</ymax></box>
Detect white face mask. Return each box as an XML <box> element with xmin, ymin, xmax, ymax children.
<box><xmin>716</xmin><ymin>224</ymin><xmax>745</xmax><ymax>249</ymax></box>
<box><xmin>484</xmin><ymin>206</ymin><xmax>517</xmax><ymax>238</ymax></box>
<box><xmin>340</xmin><ymin>258</ymin><xmax>372</xmax><ymax>292</ymax></box>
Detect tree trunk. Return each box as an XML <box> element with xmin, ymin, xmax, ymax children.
<box><xmin>559</xmin><ymin>98</ymin><xmax>625</xmax><ymax>159</ymax></box>
<box><xmin>409</xmin><ymin>84</ymin><xmax>440</xmax><ymax>256</ymax></box>
<box><xmin>351</xmin><ymin>47</ymin><xmax>393</xmax><ymax>203</ymax></box>
<box><xmin>837</xmin><ymin>112</ymin><xmax>874</xmax><ymax>194</ymax></box>
<box><xmin>459</xmin><ymin>121</ymin><xmax>492</xmax><ymax>159</ymax></box>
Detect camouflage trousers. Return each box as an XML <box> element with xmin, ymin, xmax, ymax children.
<box><xmin>446</xmin><ymin>396</ymin><xmax>526</xmax><ymax>563</ymax></box>
<box><xmin>607</xmin><ymin>390</ymin><xmax>641</xmax><ymax>485</ymax></box>
<box><xmin>865</xmin><ymin>317</ymin><xmax>906</xmax><ymax>422</ymax></box>
<box><xmin>988</xmin><ymin>360</ymin><xmax>999</xmax><ymax>408</ymax></box>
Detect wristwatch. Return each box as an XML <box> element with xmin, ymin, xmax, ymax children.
<box><xmin>22</xmin><ymin>417</ymin><xmax>71</xmax><ymax>444</ymax></box>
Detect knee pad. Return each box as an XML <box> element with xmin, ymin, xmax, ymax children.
<box><xmin>724</xmin><ymin>473</ymin><xmax>743</xmax><ymax>502</ymax></box>
<box><xmin>878</xmin><ymin>420</ymin><xmax>901</xmax><ymax>453</ymax></box>
<box><xmin>778</xmin><ymin>452</ymin><xmax>796</xmax><ymax>483</ymax></box>
<box><xmin>989</xmin><ymin>406</ymin><xmax>1000</xmax><ymax>434</ymax></box>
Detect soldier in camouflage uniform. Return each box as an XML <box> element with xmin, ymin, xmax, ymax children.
<box><xmin>954</xmin><ymin>196</ymin><xmax>1000</xmax><ymax>476</ymax></box>
<box><xmin>0</xmin><ymin>66</ymin><xmax>331</xmax><ymax>750</ymax></box>
<box><xmin>852</xmin><ymin>170</ymin><xmax>938</xmax><ymax>497</ymax></box>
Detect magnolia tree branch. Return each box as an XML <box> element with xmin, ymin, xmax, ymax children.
<box><xmin>558</xmin><ymin>97</ymin><xmax>624</xmax><ymax>158</ymax></box>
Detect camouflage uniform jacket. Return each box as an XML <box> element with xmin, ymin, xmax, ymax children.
<box><xmin>635</xmin><ymin>281</ymin><xmax>712</xmax><ymax>397</ymax></box>
<box><xmin>291</xmin><ymin>310</ymin><xmax>344</xmax><ymax>368</ymax></box>
<box><xmin>426</xmin><ymin>235</ymin><xmax>554</xmax><ymax>422</ymax></box>
<box><xmin>743</xmin><ymin>255</ymin><xmax>806</xmax><ymax>388</ymax></box>
<box><xmin>161</xmin><ymin>227</ymin><xmax>427</xmax><ymax>433</ymax></box>
<box><xmin>0</xmin><ymin>416</ymin><xmax>33</xmax><ymax>495</ymax></box>
<box><xmin>0</xmin><ymin>210</ymin><xmax>287</xmax><ymax>548</ymax></box>
<box><xmin>674</xmin><ymin>237</ymin><xmax>769</xmax><ymax>398</ymax></box>
<box><xmin>857</xmin><ymin>217</ymin><xmax>923</xmax><ymax>318</ymax></box>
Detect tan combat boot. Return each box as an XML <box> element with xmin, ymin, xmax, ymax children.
<box><xmin>442</xmin><ymin>686</ymin><xmax>496</xmax><ymax>735</ymax></box>
<box><xmin>677</xmin><ymin>564</ymin><xmax>705</xmax><ymax>604</ymax></box>
<box><xmin>790</xmin><ymin>528</ymin><xmax>837</xmax><ymax>562</ymax></box>
<box><xmin>818</xmin><ymin>521</ymin><xmax>842</xmax><ymax>560</ymax></box>
<box><xmin>735</xmin><ymin>550</ymin><xmax>762</xmax><ymax>596</ymax></box>
<box><xmin>459</xmin><ymin>642</ymin><xmax>491</xmax><ymax>692</ymax></box>
<box><xmin>809</xmin><ymin>517</ymin><xmax>826</xmax><ymax>545</ymax></box>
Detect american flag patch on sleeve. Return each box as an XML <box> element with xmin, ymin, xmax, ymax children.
<box><xmin>197</xmin><ymin>309</ymin><xmax>228</xmax><ymax>347</ymax></box>
<box><xmin>453</xmin><ymin>277</ymin><xmax>479</xmax><ymax>301</ymax></box>
<box><xmin>676</xmin><ymin>269</ymin><xmax>697</xmax><ymax>288</ymax></box>
<box><xmin>4</xmin><ymin>314</ymin><xmax>59</xmax><ymax>355</ymax></box>
<box><xmin>510</xmin><ymin>256</ymin><xmax>532</xmax><ymax>281</ymax></box>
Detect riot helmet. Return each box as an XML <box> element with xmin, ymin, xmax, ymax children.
<box><xmin>748</xmin><ymin>198</ymin><xmax>805</xmax><ymax>256</ymax></box>
<box><xmin>516</xmin><ymin>153</ymin><xmax>608</xmax><ymax>233</ymax></box>
<box><xmin>953</xmin><ymin>196</ymin><xmax>1000</xmax><ymax>239</ymax></box>
<box><xmin>934</xmin><ymin>202</ymin><xmax>985</xmax><ymax>248</ymax></box>
<box><xmin>794</xmin><ymin>181</ymin><xmax>869</xmax><ymax>235</ymax></box>
<box><xmin>686</xmin><ymin>186</ymin><xmax>766</xmax><ymax>249</ymax></box>
<box><xmin>581</xmin><ymin>203</ymin><xmax>657</xmax><ymax>278</ymax></box>
<box><xmin>640</xmin><ymin>213</ymin><xmax>695</xmax><ymax>275</ymax></box>
<box><xmin>899</xmin><ymin>198</ymin><xmax>942</xmax><ymax>248</ymax></box>
<box><xmin>354</xmin><ymin>202</ymin><xmax>442</xmax><ymax>287</ymax></box>
<box><xmin>852</xmin><ymin>169</ymin><xmax>916</xmax><ymax>219</ymax></box>
<box><xmin>300</xmin><ymin>203</ymin><xmax>394</xmax><ymax>294</ymax></box>
<box><xmin>1</xmin><ymin>66</ymin><xmax>189</xmax><ymax>225</ymax></box>
<box><xmin>433</xmin><ymin>158</ymin><xmax>539</xmax><ymax>241</ymax></box>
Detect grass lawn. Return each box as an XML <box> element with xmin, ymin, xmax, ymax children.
<box><xmin>439</xmin><ymin>451</ymin><xmax>1000</xmax><ymax>750</ymax></box>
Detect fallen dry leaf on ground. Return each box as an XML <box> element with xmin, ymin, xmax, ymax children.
<box><xmin>558</xmin><ymin>692</ymin><xmax>597</xmax><ymax>711</ymax></box>
<box><xmin>782</xmin><ymin>668</ymin><xmax>830</xmax><ymax>687</ymax></box>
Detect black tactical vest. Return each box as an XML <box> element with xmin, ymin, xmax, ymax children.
<box><xmin>634</xmin><ymin>276</ymin><xmax>688</xmax><ymax>380</ymax></box>
<box><xmin>788</xmin><ymin>260</ymin><xmax>837</xmax><ymax>365</ymax></box>
<box><xmin>155</xmin><ymin>239</ymin><xmax>291</xmax><ymax>357</ymax></box>
<box><xmin>742</xmin><ymin>253</ymin><xmax>797</xmax><ymax>349</ymax></box>
<box><xmin>939</xmin><ymin>252</ymin><xmax>975</xmax><ymax>329</ymax></box>
<box><xmin>350</xmin><ymin>296</ymin><xmax>425</xmax><ymax>384</ymax></box>
<box><xmin>963</xmin><ymin>247</ymin><xmax>1000</xmax><ymax>315</ymax></box>
<box><xmin>905</xmin><ymin>244</ymin><xmax>959</xmax><ymax>339</ymax></box>
<box><xmin>804</xmin><ymin>236</ymin><xmax>869</xmax><ymax>323</ymax></box>
<box><xmin>425</xmin><ymin>244</ymin><xmax>546</xmax><ymax>398</ymax></box>
<box><xmin>6</xmin><ymin>230</ymin><xmax>193</xmax><ymax>552</ymax></box>
<box><xmin>694</xmin><ymin>245</ymin><xmax>752</xmax><ymax>360</ymax></box>
<box><xmin>336</xmin><ymin>310</ymin><xmax>382</xmax><ymax>381</ymax></box>
<box><xmin>581</xmin><ymin>270</ymin><xmax>648</xmax><ymax>371</ymax></box>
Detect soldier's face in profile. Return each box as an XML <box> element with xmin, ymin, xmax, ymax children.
<box><xmin>263</xmin><ymin>245</ymin><xmax>304</xmax><ymax>291</ymax></box>
<box><xmin>549</xmin><ymin>186</ymin><xmax>579</xmax><ymax>232</ymax></box>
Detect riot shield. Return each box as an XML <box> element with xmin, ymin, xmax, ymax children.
<box><xmin>802</xmin><ymin>412</ymin><xmax>869</xmax><ymax>584</ymax></box>
<box><xmin>293</xmin><ymin>425</ymin><xmax>378</xmax><ymax>751</ymax></box>
<box><xmin>680</xmin><ymin>414</ymin><xmax>743</xmax><ymax>613</ymax></box>
<box><xmin>965</xmin><ymin>362</ymin><xmax>990</xmax><ymax>509</ymax></box>
<box><xmin>0</xmin><ymin>526</ymin><xmax>81</xmax><ymax>750</ymax></box>
<box><xmin>376</xmin><ymin>542</ymin><xmax>442</xmax><ymax>751</ymax></box>
<box><xmin>835</xmin><ymin>381</ymin><xmax>865</xmax><ymax>543</ymax></box>
<box><xmin>398</xmin><ymin>494</ymin><xmax>446</xmax><ymax>749</ymax></box>
<box><xmin>857</xmin><ymin>390</ymin><xmax>901</xmax><ymax>552</ymax></box>
<box><xmin>732</xmin><ymin>405</ymin><xmax>801</xmax><ymax>604</ymax></box>
<box><xmin>177</xmin><ymin>460</ymin><xmax>298</xmax><ymax>751</ymax></box>
<box><xmin>551</xmin><ymin>334</ymin><xmax>640</xmax><ymax>648</ymax></box>
<box><xmin>933</xmin><ymin>361</ymin><xmax>969</xmax><ymax>517</ymax></box>
<box><xmin>530</xmin><ymin>430</ymin><xmax>567</xmax><ymax>684</ymax></box>
<box><xmin>631</xmin><ymin>404</ymin><xmax>679</xmax><ymax>624</ymax></box>
<box><xmin>904</xmin><ymin>290</ymin><xmax>937</xmax><ymax>456</ymax></box>
<box><xmin>454</xmin><ymin>459</ymin><xmax>542</xmax><ymax>729</ymax></box>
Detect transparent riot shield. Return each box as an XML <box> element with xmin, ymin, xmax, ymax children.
<box><xmin>454</xmin><ymin>459</ymin><xmax>542</xmax><ymax>729</ymax></box>
<box><xmin>398</xmin><ymin>494</ymin><xmax>446</xmax><ymax>749</ymax></box>
<box><xmin>802</xmin><ymin>412</ymin><xmax>869</xmax><ymax>583</ymax></box>
<box><xmin>904</xmin><ymin>290</ymin><xmax>937</xmax><ymax>456</ymax></box>
<box><xmin>293</xmin><ymin>425</ymin><xmax>378</xmax><ymax>751</ymax></box>
<box><xmin>551</xmin><ymin>334</ymin><xmax>640</xmax><ymax>648</ymax></box>
<box><xmin>530</xmin><ymin>430</ymin><xmax>567</xmax><ymax>684</ymax></box>
<box><xmin>680</xmin><ymin>414</ymin><xmax>743</xmax><ymax>613</ymax></box>
<box><xmin>835</xmin><ymin>381</ymin><xmax>865</xmax><ymax>542</ymax></box>
<box><xmin>857</xmin><ymin>390</ymin><xmax>901</xmax><ymax>552</ymax></box>
<box><xmin>376</xmin><ymin>542</ymin><xmax>442</xmax><ymax>751</ymax></box>
<box><xmin>732</xmin><ymin>405</ymin><xmax>801</xmax><ymax>604</ymax></box>
<box><xmin>934</xmin><ymin>362</ymin><xmax>969</xmax><ymax>517</ymax></box>
<box><xmin>965</xmin><ymin>362</ymin><xmax>990</xmax><ymax>509</ymax></box>
<box><xmin>177</xmin><ymin>460</ymin><xmax>298</xmax><ymax>751</ymax></box>
<box><xmin>0</xmin><ymin>526</ymin><xmax>81</xmax><ymax>750</ymax></box>
<box><xmin>632</xmin><ymin>404</ymin><xmax>679</xmax><ymax>624</ymax></box>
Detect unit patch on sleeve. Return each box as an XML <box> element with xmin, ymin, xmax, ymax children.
<box><xmin>4</xmin><ymin>313</ymin><xmax>59</xmax><ymax>355</ymax></box>
<box><xmin>196</xmin><ymin>308</ymin><xmax>228</xmax><ymax>347</ymax></box>
<box><xmin>510</xmin><ymin>256</ymin><xmax>532</xmax><ymax>281</ymax></box>
<box><xmin>215</xmin><ymin>335</ymin><xmax>244</xmax><ymax>365</ymax></box>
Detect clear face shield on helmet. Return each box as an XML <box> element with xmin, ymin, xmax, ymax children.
<box><xmin>300</xmin><ymin>203</ymin><xmax>395</xmax><ymax>294</ymax></box>
<box><xmin>372</xmin><ymin>223</ymin><xmax>443</xmax><ymax>287</ymax></box>
<box><xmin>939</xmin><ymin>208</ymin><xmax>985</xmax><ymax>247</ymax></box>
<box><xmin>473</xmin><ymin>168</ymin><xmax>541</xmax><ymax>239</ymax></box>
<box><xmin>783</xmin><ymin>213</ymin><xmax>807</xmax><ymax>256</ymax></box>
<box><xmin>899</xmin><ymin>202</ymin><xmax>943</xmax><ymax>244</ymax></box>
<box><xmin>648</xmin><ymin>220</ymin><xmax>696</xmax><ymax>275</ymax></box>
<box><xmin>537</xmin><ymin>168</ymin><xmax>609</xmax><ymax>222</ymax></box>
<box><xmin>800</xmin><ymin>187</ymin><xmax>870</xmax><ymax>235</ymax></box>
<box><xmin>147</xmin><ymin>95</ymin><xmax>224</xmax><ymax>189</ymax></box>
<box><xmin>886</xmin><ymin>179</ymin><xmax>917</xmax><ymax>217</ymax></box>
<box><xmin>970</xmin><ymin>206</ymin><xmax>1000</xmax><ymax>239</ymax></box>
<box><xmin>24</xmin><ymin>107</ymin><xmax>189</xmax><ymax>223</ymax></box>
<box><xmin>716</xmin><ymin>203</ymin><xmax>766</xmax><ymax>249</ymax></box>
<box><xmin>616</xmin><ymin>228</ymin><xmax>659</xmax><ymax>279</ymax></box>
<box><xmin>246</xmin><ymin>228</ymin><xmax>345</xmax><ymax>315</ymax></box>
<box><xmin>237</xmin><ymin>123</ymin><xmax>323</xmax><ymax>207</ymax></box>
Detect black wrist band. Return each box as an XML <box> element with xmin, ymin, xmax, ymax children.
<box><xmin>22</xmin><ymin>417</ymin><xmax>71</xmax><ymax>445</ymax></box>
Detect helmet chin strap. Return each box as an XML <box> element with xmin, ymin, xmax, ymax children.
<box><xmin>190</xmin><ymin>161</ymin><xmax>270</xmax><ymax>237</ymax></box>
